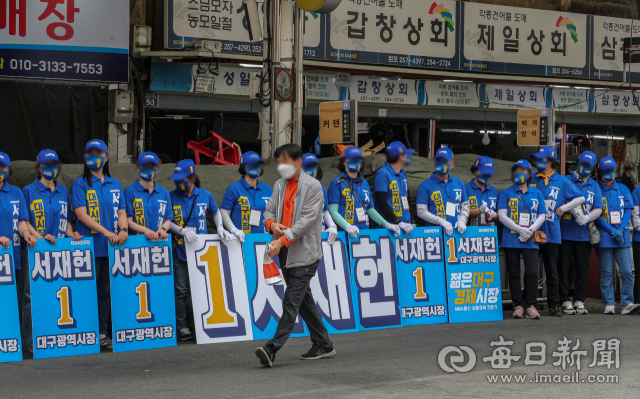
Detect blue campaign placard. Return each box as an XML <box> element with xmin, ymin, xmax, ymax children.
<box><xmin>0</xmin><ymin>244</ymin><xmax>23</xmax><ymax>363</ymax></box>
<box><xmin>109</xmin><ymin>235</ymin><xmax>177</xmax><ymax>353</ymax></box>
<box><xmin>242</xmin><ymin>234</ymin><xmax>307</xmax><ymax>341</ymax></box>
<box><xmin>348</xmin><ymin>230</ymin><xmax>401</xmax><ymax>331</ymax></box>
<box><xmin>395</xmin><ymin>227</ymin><xmax>449</xmax><ymax>327</ymax></box>
<box><xmin>29</xmin><ymin>238</ymin><xmax>100</xmax><ymax>359</ymax></box>
<box><xmin>444</xmin><ymin>226</ymin><xmax>503</xmax><ymax>323</ymax></box>
<box><xmin>310</xmin><ymin>232</ymin><xmax>358</xmax><ymax>335</ymax></box>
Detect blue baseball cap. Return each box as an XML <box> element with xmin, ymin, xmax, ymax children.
<box><xmin>37</xmin><ymin>149</ymin><xmax>59</xmax><ymax>164</ymax></box>
<box><xmin>343</xmin><ymin>146</ymin><xmax>364</xmax><ymax>160</ymax></box>
<box><xmin>578</xmin><ymin>151</ymin><xmax>597</xmax><ymax>168</ymax></box>
<box><xmin>0</xmin><ymin>151</ymin><xmax>10</xmax><ymax>167</ymax></box>
<box><xmin>474</xmin><ymin>156</ymin><xmax>495</xmax><ymax>175</ymax></box>
<box><xmin>85</xmin><ymin>139</ymin><xmax>108</xmax><ymax>153</ymax></box>
<box><xmin>169</xmin><ymin>159</ymin><xmax>196</xmax><ymax>180</ymax></box>
<box><xmin>386</xmin><ymin>141</ymin><xmax>415</xmax><ymax>157</ymax></box>
<box><xmin>435</xmin><ymin>147</ymin><xmax>454</xmax><ymax>161</ymax></box>
<box><xmin>137</xmin><ymin>152</ymin><xmax>159</xmax><ymax>166</ymax></box>
<box><xmin>599</xmin><ymin>157</ymin><xmax>617</xmax><ymax>171</ymax></box>
<box><xmin>302</xmin><ymin>153</ymin><xmax>319</xmax><ymax>167</ymax></box>
<box><xmin>530</xmin><ymin>146</ymin><xmax>557</xmax><ymax>161</ymax></box>
<box><xmin>512</xmin><ymin>159</ymin><xmax>532</xmax><ymax>171</ymax></box>
<box><xmin>240</xmin><ymin>151</ymin><xmax>264</xmax><ymax>165</ymax></box>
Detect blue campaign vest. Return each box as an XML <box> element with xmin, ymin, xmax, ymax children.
<box><xmin>0</xmin><ymin>183</ymin><xmax>28</xmax><ymax>268</ymax></box>
<box><xmin>560</xmin><ymin>174</ymin><xmax>602</xmax><ymax>242</ymax></box>
<box><xmin>373</xmin><ymin>163</ymin><xmax>411</xmax><ymax>224</ymax></box>
<box><xmin>597</xmin><ymin>182</ymin><xmax>632</xmax><ymax>248</ymax></box>
<box><xmin>124</xmin><ymin>181</ymin><xmax>173</xmax><ymax>233</ymax></box>
<box><xmin>465</xmin><ymin>179</ymin><xmax>499</xmax><ymax>226</ymax></box>
<box><xmin>497</xmin><ymin>184</ymin><xmax>546</xmax><ymax>249</ymax></box>
<box><xmin>328</xmin><ymin>173</ymin><xmax>374</xmax><ymax>230</ymax></box>
<box><xmin>23</xmin><ymin>179</ymin><xmax>70</xmax><ymax>239</ymax></box>
<box><xmin>170</xmin><ymin>186</ymin><xmax>219</xmax><ymax>261</ymax></box>
<box><xmin>416</xmin><ymin>173</ymin><xmax>468</xmax><ymax>226</ymax></box>
<box><xmin>220</xmin><ymin>178</ymin><xmax>272</xmax><ymax>234</ymax></box>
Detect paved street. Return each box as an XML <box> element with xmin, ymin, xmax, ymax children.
<box><xmin>3</xmin><ymin>300</ymin><xmax>640</xmax><ymax>399</ymax></box>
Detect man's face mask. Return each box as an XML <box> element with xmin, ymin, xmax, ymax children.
<box><xmin>277</xmin><ymin>163</ymin><xmax>296</xmax><ymax>180</ymax></box>
<box><xmin>303</xmin><ymin>166</ymin><xmax>319</xmax><ymax>178</ymax></box>
<box><xmin>246</xmin><ymin>165</ymin><xmax>262</xmax><ymax>179</ymax></box>
<box><xmin>435</xmin><ymin>162</ymin><xmax>450</xmax><ymax>175</ymax></box>
<box><xmin>41</xmin><ymin>165</ymin><xmax>60</xmax><ymax>180</ymax></box>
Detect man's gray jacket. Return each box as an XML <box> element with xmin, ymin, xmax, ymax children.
<box><xmin>263</xmin><ymin>171</ymin><xmax>324</xmax><ymax>268</ymax></box>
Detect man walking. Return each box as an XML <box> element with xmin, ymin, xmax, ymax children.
<box><xmin>255</xmin><ymin>144</ymin><xmax>334</xmax><ymax>367</ymax></box>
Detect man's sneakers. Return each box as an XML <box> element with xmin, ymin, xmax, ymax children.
<box><xmin>177</xmin><ymin>327</ymin><xmax>195</xmax><ymax>341</ymax></box>
<box><xmin>512</xmin><ymin>306</ymin><xmax>524</xmax><ymax>319</ymax></box>
<box><xmin>524</xmin><ymin>306</ymin><xmax>541</xmax><ymax>319</ymax></box>
<box><xmin>100</xmin><ymin>336</ymin><xmax>113</xmax><ymax>350</ymax></box>
<box><xmin>621</xmin><ymin>303</ymin><xmax>640</xmax><ymax>315</ymax></box>
<box><xmin>255</xmin><ymin>345</ymin><xmax>276</xmax><ymax>367</ymax></box>
<box><xmin>604</xmin><ymin>305</ymin><xmax>616</xmax><ymax>314</ymax></box>
<box><xmin>562</xmin><ymin>301</ymin><xmax>576</xmax><ymax>315</ymax></box>
<box><xmin>301</xmin><ymin>342</ymin><xmax>336</xmax><ymax>360</ymax></box>
<box><xmin>574</xmin><ymin>301</ymin><xmax>588</xmax><ymax>315</ymax></box>
<box><xmin>549</xmin><ymin>306</ymin><xmax>563</xmax><ymax>317</ymax></box>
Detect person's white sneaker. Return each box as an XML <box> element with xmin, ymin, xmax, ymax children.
<box><xmin>604</xmin><ymin>305</ymin><xmax>615</xmax><ymax>314</ymax></box>
<box><xmin>621</xmin><ymin>304</ymin><xmax>640</xmax><ymax>315</ymax></box>
<box><xmin>562</xmin><ymin>301</ymin><xmax>576</xmax><ymax>315</ymax></box>
<box><xmin>574</xmin><ymin>301</ymin><xmax>588</xmax><ymax>315</ymax></box>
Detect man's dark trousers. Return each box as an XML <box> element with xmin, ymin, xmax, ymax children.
<box><xmin>267</xmin><ymin>247</ymin><xmax>331</xmax><ymax>351</ymax></box>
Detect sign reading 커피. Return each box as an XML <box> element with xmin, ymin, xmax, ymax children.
<box><xmin>310</xmin><ymin>233</ymin><xmax>358</xmax><ymax>335</ymax></box>
<box><xmin>242</xmin><ymin>234</ymin><xmax>307</xmax><ymax>340</ymax></box>
<box><xmin>185</xmin><ymin>235</ymin><xmax>253</xmax><ymax>344</ymax></box>
<box><xmin>29</xmin><ymin>238</ymin><xmax>100</xmax><ymax>359</ymax></box>
<box><xmin>0</xmin><ymin>244</ymin><xmax>22</xmax><ymax>363</ymax></box>
<box><xmin>349</xmin><ymin>230</ymin><xmax>402</xmax><ymax>331</ymax></box>
<box><xmin>109</xmin><ymin>236</ymin><xmax>177</xmax><ymax>353</ymax></box>
<box><xmin>444</xmin><ymin>226</ymin><xmax>503</xmax><ymax>323</ymax></box>
<box><xmin>0</xmin><ymin>0</ymin><xmax>129</xmax><ymax>82</ymax></box>
<box><xmin>395</xmin><ymin>228</ymin><xmax>448</xmax><ymax>327</ymax></box>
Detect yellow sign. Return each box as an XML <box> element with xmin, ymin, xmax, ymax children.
<box><xmin>319</xmin><ymin>100</ymin><xmax>353</xmax><ymax>144</ymax></box>
<box><xmin>517</xmin><ymin>109</ymin><xmax>550</xmax><ymax>147</ymax></box>
<box><xmin>296</xmin><ymin>0</ymin><xmax>342</xmax><ymax>14</ymax></box>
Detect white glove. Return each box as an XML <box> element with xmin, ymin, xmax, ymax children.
<box><xmin>344</xmin><ymin>224</ymin><xmax>360</xmax><ymax>238</ymax></box>
<box><xmin>386</xmin><ymin>223</ymin><xmax>401</xmax><ymax>237</ymax></box>
<box><xmin>479</xmin><ymin>203</ymin><xmax>490</xmax><ymax>214</ymax></box>
<box><xmin>455</xmin><ymin>220</ymin><xmax>467</xmax><ymax>234</ymax></box>
<box><xmin>220</xmin><ymin>229</ymin><xmax>237</xmax><ymax>241</ymax></box>
<box><xmin>398</xmin><ymin>222</ymin><xmax>413</xmax><ymax>235</ymax></box>
<box><xmin>488</xmin><ymin>210</ymin><xmax>497</xmax><ymax>221</ymax></box>
<box><xmin>231</xmin><ymin>228</ymin><xmax>245</xmax><ymax>243</ymax></box>
<box><xmin>326</xmin><ymin>226</ymin><xmax>338</xmax><ymax>245</ymax></box>
<box><xmin>441</xmin><ymin>220</ymin><xmax>453</xmax><ymax>235</ymax></box>
<box><xmin>576</xmin><ymin>214</ymin><xmax>589</xmax><ymax>226</ymax></box>
<box><xmin>182</xmin><ymin>229</ymin><xmax>198</xmax><ymax>244</ymax></box>
<box><xmin>518</xmin><ymin>228</ymin><xmax>533</xmax><ymax>243</ymax></box>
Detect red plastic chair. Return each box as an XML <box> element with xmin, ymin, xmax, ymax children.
<box><xmin>187</xmin><ymin>131</ymin><xmax>240</xmax><ymax>165</ymax></box>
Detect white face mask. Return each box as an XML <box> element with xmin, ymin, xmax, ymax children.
<box><xmin>277</xmin><ymin>163</ymin><xmax>296</xmax><ymax>180</ymax></box>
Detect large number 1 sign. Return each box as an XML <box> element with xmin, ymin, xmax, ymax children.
<box><xmin>186</xmin><ymin>236</ymin><xmax>253</xmax><ymax>344</ymax></box>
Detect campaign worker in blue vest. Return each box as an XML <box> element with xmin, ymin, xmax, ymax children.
<box><xmin>124</xmin><ymin>152</ymin><xmax>173</xmax><ymax>240</ymax></box>
<box><xmin>529</xmin><ymin>146</ymin><xmax>584</xmax><ymax>317</ymax></box>
<box><xmin>373</xmin><ymin>141</ymin><xmax>414</xmax><ymax>235</ymax></box>
<box><xmin>71</xmin><ymin>139</ymin><xmax>129</xmax><ymax>349</ymax></box>
<box><xmin>497</xmin><ymin>160</ymin><xmax>546</xmax><ymax>319</ymax></box>
<box><xmin>466</xmin><ymin>156</ymin><xmax>499</xmax><ymax>227</ymax></box>
<box><xmin>594</xmin><ymin>157</ymin><xmax>639</xmax><ymax>315</ymax></box>
<box><xmin>220</xmin><ymin>152</ymin><xmax>273</xmax><ymax>243</ymax></box>
<box><xmin>22</xmin><ymin>150</ymin><xmax>83</xmax><ymax>352</ymax></box>
<box><xmin>168</xmin><ymin>159</ymin><xmax>233</xmax><ymax>341</ymax></box>
<box><xmin>631</xmin><ymin>179</ymin><xmax>640</xmax><ymax>305</ymax></box>
<box><xmin>302</xmin><ymin>153</ymin><xmax>339</xmax><ymax>244</ymax></box>
<box><xmin>328</xmin><ymin>146</ymin><xmax>401</xmax><ymax>238</ymax></box>
<box><xmin>416</xmin><ymin>148</ymin><xmax>470</xmax><ymax>235</ymax></box>
<box><xmin>558</xmin><ymin>151</ymin><xmax>602</xmax><ymax>316</ymax></box>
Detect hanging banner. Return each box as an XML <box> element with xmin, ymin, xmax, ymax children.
<box><xmin>327</xmin><ymin>0</ymin><xmax>460</xmax><ymax>69</ymax></box>
<box><xmin>443</xmin><ymin>226</ymin><xmax>503</xmax><ymax>324</ymax></box>
<box><xmin>0</xmin><ymin>244</ymin><xmax>22</xmax><ymax>363</ymax></box>
<box><xmin>242</xmin><ymin>234</ymin><xmax>307</xmax><ymax>341</ymax></box>
<box><xmin>185</xmin><ymin>235</ymin><xmax>253</xmax><ymax>344</ymax></box>
<box><xmin>29</xmin><ymin>238</ymin><xmax>100</xmax><ymax>359</ymax></box>
<box><xmin>349</xmin><ymin>230</ymin><xmax>401</xmax><ymax>331</ymax></box>
<box><xmin>549</xmin><ymin>87</ymin><xmax>590</xmax><ymax>112</ymax></box>
<box><xmin>461</xmin><ymin>2</ymin><xmax>588</xmax><ymax>79</ymax></box>
<box><xmin>109</xmin><ymin>236</ymin><xmax>177</xmax><ymax>353</ymax></box>
<box><xmin>479</xmin><ymin>84</ymin><xmax>548</xmax><ymax>110</ymax></box>
<box><xmin>310</xmin><ymin>232</ymin><xmax>358</xmax><ymax>335</ymax></box>
<box><xmin>0</xmin><ymin>0</ymin><xmax>129</xmax><ymax>82</ymax></box>
<box><xmin>165</xmin><ymin>0</ymin><xmax>324</xmax><ymax>58</ymax></box>
<box><xmin>591</xmin><ymin>16</ymin><xmax>640</xmax><ymax>82</ymax></box>
<box><xmin>589</xmin><ymin>89</ymin><xmax>640</xmax><ymax>114</ymax></box>
<box><xmin>395</xmin><ymin>228</ymin><xmax>448</xmax><ymax>327</ymax></box>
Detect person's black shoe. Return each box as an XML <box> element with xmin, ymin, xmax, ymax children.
<box><xmin>549</xmin><ymin>306</ymin><xmax>563</xmax><ymax>317</ymax></box>
<box><xmin>301</xmin><ymin>342</ymin><xmax>336</xmax><ymax>360</ymax></box>
<box><xmin>177</xmin><ymin>327</ymin><xmax>195</xmax><ymax>341</ymax></box>
<box><xmin>255</xmin><ymin>345</ymin><xmax>276</xmax><ymax>367</ymax></box>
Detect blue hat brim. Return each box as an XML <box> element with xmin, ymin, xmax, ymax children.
<box><xmin>512</xmin><ymin>163</ymin><xmax>531</xmax><ymax>171</ymax></box>
<box><xmin>168</xmin><ymin>171</ymin><xmax>190</xmax><ymax>180</ymax></box>
<box><xmin>138</xmin><ymin>159</ymin><xmax>159</xmax><ymax>167</ymax></box>
<box><xmin>478</xmin><ymin>166</ymin><xmax>495</xmax><ymax>175</ymax></box>
<box><xmin>405</xmin><ymin>148</ymin><xmax>416</xmax><ymax>155</ymax></box>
